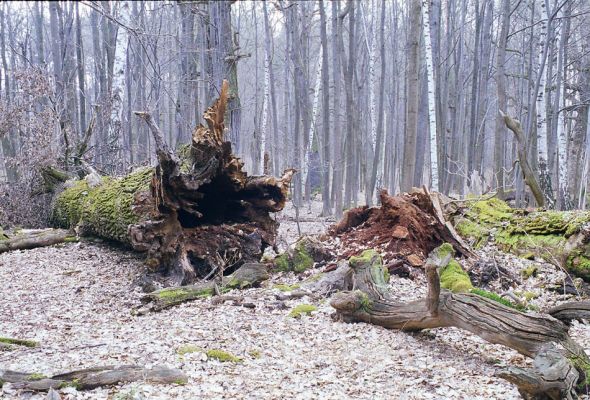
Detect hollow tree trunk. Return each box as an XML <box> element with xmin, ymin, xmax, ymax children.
<box><xmin>52</xmin><ymin>81</ymin><xmax>295</xmax><ymax>285</ymax></box>
<box><xmin>330</xmin><ymin>246</ymin><xmax>590</xmax><ymax>399</ymax></box>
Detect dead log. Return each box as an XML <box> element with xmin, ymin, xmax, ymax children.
<box><xmin>450</xmin><ymin>197</ymin><xmax>590</xmax><ymax>281</ymax></box>
<box><xmin>330</xmin><ymin>246</ymin><xmax>590</xmax><ymax>399</ymax></box>
<box><xmin>135</xmin><ymin>262</ymin><xmax>268</xmax><ymax>314</ymax></box>
<box><xmin>52</xmin><ymin>81</ymin><xmax>294</xmax><ymax>285</ymax></box>
<box><xmin>0</xmin><ymin>228</ymin><xmax>76</xmax><ymax>254</ymax></box>
<box><xmin>0</xmin><ymin>365</ymin><xmax>187</xmax><ymax>391</ymax></box>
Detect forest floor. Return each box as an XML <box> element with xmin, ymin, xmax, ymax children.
<box><xmin>1</xmin><ymin>200</ymin><xmax>590</xmax><ymax>399</ymax></box>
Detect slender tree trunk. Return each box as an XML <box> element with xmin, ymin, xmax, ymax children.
<box><xmin>332</xmin><ymin>1</ymin><xmax>344</xmax><ymax>219</ymax></box>
<box><xmin>494</xmin><ymin>0</ymin><xmax>510</xmax><ymax>199</ymax></box>
<box><xmin>422</xmin><ymin>0</ymin><xmax>438</xmax><ymax>191</ymax></box>
<box><xmin>319</xmin><ymin>0</ymin><xmax>331</xmax><ymax>215</ymax></box>
<box><xmin>401</xmin><ymin>0</ymin><xmax>421</xmax><ymax>192</ymax></box>
<box><xmin>368</xmin><ymin>0</ymin><xmax>386</xmax><ymax>201</ymax></box>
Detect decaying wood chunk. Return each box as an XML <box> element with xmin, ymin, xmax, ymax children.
<box><xmin>327</xmin><ymin>189</ymin><xmax>473</xmax><ymax>267</ymax></box>
<box><xmin>449</xmin><ymin>196</ymin><xmax>590</xmax><ymax>281</ymax></box>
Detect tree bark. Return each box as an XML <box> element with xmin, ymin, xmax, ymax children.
<box><xmin>451</xmin><ymin>195</ymin><xmax>590</xmax><ymax>281</ymax></box>
<box><xmin>135</xmin><ymin>262</ymin><xmax>268</xmax><ymax>314</ymax></box>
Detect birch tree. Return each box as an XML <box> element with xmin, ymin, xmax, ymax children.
<box><xmin>422</xmin><ymin>0</ymin><xmax>438</xmax><ymax>191</ymax></box>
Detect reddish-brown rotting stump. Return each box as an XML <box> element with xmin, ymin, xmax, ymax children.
<box><xmin>328</xmin><ymin>190</ymin><xmax>469</xmax><ymax>272</ymax></box>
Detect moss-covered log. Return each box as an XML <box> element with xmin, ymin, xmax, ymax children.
<box><xmin>450</xmin><ymin>197</ymin><xmax>590</xmax><ymax>280</ymax></box>
<box><xmin>52</xmin><ymin>81</ymin><xmax>294</xmax><ymax>285</ymax></box>
<box><xmin>330</xmin><ymin>245</ymin><xmax>590</xmax><ymax>399</ymax></box>
<box><xmin>0</xmin><ymin>228</ymin><xmax>76</xmax><ymax>254</ymax></box>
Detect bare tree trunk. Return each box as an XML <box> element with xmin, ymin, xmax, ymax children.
<box><xmin>207</xmin><ymin>1</ymin><xmax>241</xmax><ymax>151</ymax></box>
<box><xmin>319</xmin><ymin>0</ymin><xmax>331</xmax><ymax>216</ymax></box>
<box><xmin>422</xmin><ymin>0</ymin><xmax>438</xmax><ymax>191</ymax></box>
<box><xmin>401</xmin><ymin>0</ymin><xmax>421</xmax><ymax>192</ymax></box>
<box><xmin>494</xmin><ymin>0</ymin><xmax>509</xmax><ymax>200</ymax></box>
<box><xmin>343</xmin><ymin>1</ymin><xmax>355</xmax><ymax>208</ymax></box>
<box><xmin>262</xmin><ymin>1</ymin><xmax>280</xmax><ymax>177</ymax></box>
<box><xmin>332</xmin><ymin>1</ymin><xmax>344</xmax><ymax>219</ymax></box>
<box><xmin>368</xmin><ymin>0</ymin><xmax>386</xmax><ymax>201</ymax></box>
<box><xmin>75</xmin><ymin>3</ymin><xmax>87</xmax><ymax>137</ymax></box>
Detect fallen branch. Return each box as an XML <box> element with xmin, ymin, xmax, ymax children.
<box><xmin>0</xmin><ymin>365</ymin><xmax>187</xmax><ymax>391</ymax></box>
<box><xmin>330</xmin><ymin>246</ymin><xmax>590</xmax><ymax>399</ymax></box>
<box><xmin>0</xmin><ymin>229</ymin><xmax>76</xmax><ymax>254</ymax></box>
<box><xmin>0</xmin><ymin>337</ymin><xmax>38</xmax><ymax>348</ymax></box>
<box><xmin>135</xmin><ymin>262</ymin><xmax>268</xmax><ymax>314</ymax></box>
<box><xmin>499</xmin><ymin>110</ymin><xmax>545</xmax><ymax>207</ymax></box>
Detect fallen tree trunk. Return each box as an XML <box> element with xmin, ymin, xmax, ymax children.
<box><xmin>0</xmin><ymin>365</ymin><xmax>187</xmax><ymax>391</ymax></box>
<box><xmin>52</xmin><ymin>81</ymin><xmax>294</xmax><ymax>285</ymax></box>
<box><xmin>135</xmin><ymin>262</ymin><xmax>269</xmax><ymax>314</ymax></box>
<box><xmin>330</xmin><ymin>246</ymin><xmax>590</xmax><ymax>399</ymax></box>
<box><xmin>450</xmin><ymin>197</ymin><xmax>590</xmax><ymax>281</ymax></box>
<box><xmin>0</xmin><ymin>229</ymin><xmax>76</xmax><ymax>254</ymax></box>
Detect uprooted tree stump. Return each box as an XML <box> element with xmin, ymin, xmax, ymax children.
<box><xmin>450</xmin><ymin>197</ymin><xmax>590</xmax><ymax>281</ymax></box>
<box><xmin>330</xmin><ymin>246</ymin><xmax>590</xmax><ymax>399</ymax></box>
<box><xmin>51</xmin><ymin>81</ymin><xmax>294</xmax><ymax>285</ymax></box>
<box><xmin>326</xmin><ymin>188</ymin><xmax>472</xmax><ymax>271</ymax></box>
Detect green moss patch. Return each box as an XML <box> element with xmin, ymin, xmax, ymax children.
<box><xmin>26</xmin><ymin>373</ymin><xmax>47</xmax><ymax>381</ymax></box>
<box><xmin>439</xmin><ymin>258</ymin><xmax>473</xmax><ymax>293</ymax></box>
<box><xmin>520</xmin><ymin>265</ymin><xmax>538</xmax><ymax>279</ymax></box>
<box><xmin>470</xmin><ymin>288</ymin><xmax>525</xmax><ymax>311</ymax></box>
<box><xmin>273</xmin><ymin>283</ymin><xmax>301</xmax><ymax>292</ymax></box>
<box><xmin>177</xmin><ymin>344</ymin><xmax>202</xmax><ymax>355</ymax></box>
<box><xmin>206</xmin><ymin>349</ymin><xmax>242</xmax><ymax>363</ymax></box>
<box><xmin>288</xmin><ymin>304</ymin><xmax>318</xmax><ymax>318</ymax></box>
<box><xmin>273</xmin><ymin>241</ymin><xmax>314</xmax><ymax>273</ymax></box>
<box><xmin>157</xmin><ymin>286</ymin><xmax>214</xmax><ymax>304</ymax></box>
